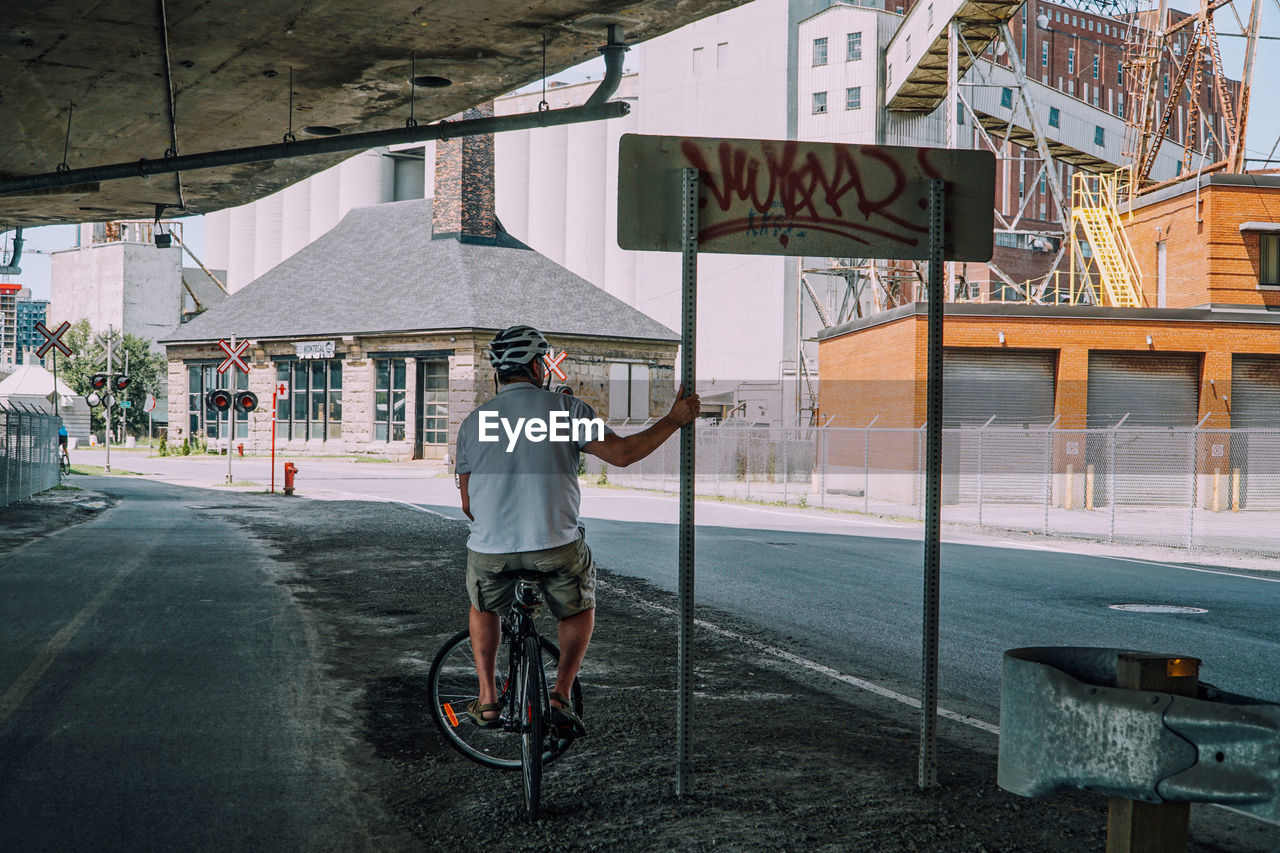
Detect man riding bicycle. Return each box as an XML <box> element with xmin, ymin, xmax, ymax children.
<box><xmin>454</xmin><ymin>325</ymin><xmax>699</xmax><ymax>735</ymax></box>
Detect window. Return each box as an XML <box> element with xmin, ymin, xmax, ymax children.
<box><xmin>1117</xmin><ymin>91</ymin><xmax>1125</xmax><ymax>119</ymax></box>
<box><xmin>1163</xmin><ymin>74</ymin><xmax>1169</xmax><ymax>97</ymax></box>
<box><xmin>692</xmin><ymin>46</ymin><xmax>703</xmax><ymax>72</ymax></box>
<box><xmin>847</xmin><ymin>32</ymin><xmax>862</xmax><ymax>61</ymax></box>
<box><xmin>1094</xmin><ymin>126</ymin><xmax>1105</xmax><ymax>146</ymax></box>
<box><xmin>1039</xmin><ymin>174</ymin><xmax>1047</xmax><ymax>194</ymax></box>
<box><xmin>957</xmin><ymin>102</ymin><xmax>965</xmax><ymax>125</ymax></box>
<box><xmin>373</xmin><ymin>358</ymin><xmax>407</xmax><ymax>442</ymax></box>
<box><xmin>1049</xmin><ymin>107</ymin><xmax>1061</xmax><ymax>128</ymax></box>
<box><xmin>276</xmin><ymin>359</ymin><xmax>342</xmax><ymax>441</ymax></box>
<box><xmin>846</xmin><ymin>86</ymin><xmax>862</xmax><ymax>110</ymax></box>
<box><xmin>813</xmin><ymin>37</ymin><xmax>828</xmax><ymax>66</ymax></box>
<box><xmin>1067</xmin><ymin>48</ymin><xmax>1075</xmax><ymax>73</ymax></box>
<box><xmin>1117</xmin><ymin>62</ymin><xmax>1124</xmax><ymax>86</ymax></box>
<box><xmin>717</xmin><ymin>41</ymin><xmax>728</xmax><ymax>68</ymax></box>
<box><xmin>421</xmin><ymin>361</ymin><xmax>449</xmax><ymax>446</ymax></box>
<box><xmin>1092</xmin><ymin>55</ymin><xmax>1099</xmax><ymax>79</ymax></box>
<box><xmin>187</xmin><ymin>362</ymin><xmax>248</xmax><ymax>442</ymax></box>
<box><xmin>1001</xmin><ymin>87</ymin><xmax>1013</xmax><ymax>108</ymax></box>
<box><xmin>995</xmin><ymin>232</ymin><xmax>1020</xmax><ymax>248</ymax></box>
<box><xmin>813</xmin><ymin>91</ymin><xmax>827</xmax><ymax>114</ymax></box>
<box><xmin>1261</xmin><ymin>235</ymin><xmax>1280</xmax><ymax>286</ymax></box>
<box><xmin>1093</xmin><ymin>86</ymin><xmax>1100</xmax><ymax>107</ymax></box>
<box><xmin>608</xmin><ymin>363</ymin><xmax>650</xmax><ymax>420</ymax></box>
<box><xmin>1041</xmin><ymin>43</ymin><xmax>1049</xmax><ymax>67</ymax></box>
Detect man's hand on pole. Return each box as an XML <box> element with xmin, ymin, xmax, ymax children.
<box><xmin>667</xmin><ymin>385</ymin><xmax>700</xmax><ymax>427</ymax></box>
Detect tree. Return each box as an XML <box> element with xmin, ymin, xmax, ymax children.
<box><xmin>59</xmin><ymin>320</ymin><xmax>166</xmax><ymax>437</ymax></box>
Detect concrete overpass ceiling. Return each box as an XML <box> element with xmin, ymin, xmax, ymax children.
<box><xmin>0</xmin><ymin>0</ymin><xmax>745</xmax><ymax>227</ymax></box>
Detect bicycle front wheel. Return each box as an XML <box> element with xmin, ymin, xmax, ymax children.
<box><xmin>520</xmin><ymin>635</ymin><xmax>545</xmax><ymax>819</ymax></box>
<box><xmin>428</xmin><ymin>628</ymin><xmax>583</xmax><ymax>770</ymax></box>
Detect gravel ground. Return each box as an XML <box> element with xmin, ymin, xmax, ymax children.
<box><xmin>9</xmin><ymin>483</ymin><xmax>1280</xmax><ymax>851</ymax></box>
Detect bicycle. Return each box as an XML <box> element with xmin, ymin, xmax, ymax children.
<box><xmin>59</xmin><ymin>447</ymin><xmax>71</xmax><ymax>478</ymax></box>
<box><xmin>428</xmin><ymin>570</ymin><xmax>584</xmax><ymax>819</ymax></box>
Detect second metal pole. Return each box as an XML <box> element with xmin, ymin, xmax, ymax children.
<box><xmin>676</xmin><ymin>167</ymin><xmax>699</xmax><ymax>797</ymax></box>
<box><xmin>919</xmin><ymin>178</ymin><xmax>946</xmax><ymax>790</ymax></box>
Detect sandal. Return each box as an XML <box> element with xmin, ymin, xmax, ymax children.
<box><xmin>466</xmin><ymin>699</ymin><xmax>503</xmax><ymax>729</ymax></box>
<box><xmin>549</xmin><ymin>691</ymin><xmax>587</xmax><ymax>737</ymax></box>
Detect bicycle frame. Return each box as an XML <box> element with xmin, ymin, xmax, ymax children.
<box><xmin>500</xmin><ymin>578</ymin><xmax>547</xmax><ymax>732</ymax></box>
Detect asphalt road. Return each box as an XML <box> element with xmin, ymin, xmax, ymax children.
<box><xmin>62</xmin><ymin>450</ymin><xmax>1280</xmax><ymax>724</ymax></box>
<box><xmin>0</xmin><ymin>477</ymin><xmax>365</xmax><ymax>852</ymax></box>
<box><xmin>411</xmin><ymin>491</ymin><xmax>1280</xmax><ymax>724</ymax></box>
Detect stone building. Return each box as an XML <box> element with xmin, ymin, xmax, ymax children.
<box><xmin>159</xmin><ymin>144</ymin><xmax>679</xmax><ymax>459</ymax></box>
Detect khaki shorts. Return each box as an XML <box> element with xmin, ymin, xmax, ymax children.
<box><xmin>466</xmin><ymin>529</ymin><xmax>596</xmax><ymax>620</ymax></box>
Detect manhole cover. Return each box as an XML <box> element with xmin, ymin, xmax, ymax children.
<box><xmin>1108</xmin><ymin>604</ymin><xmax>1208</xmax><ymax>614</ymax></box>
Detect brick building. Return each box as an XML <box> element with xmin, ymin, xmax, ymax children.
<box><xmin>160</xmin><ymin>114</ymin><xmax>678</xmax><ymax>459</ymax></box>
<box><xmin>817</xmin><ymin>171</ymin><xmax>1280</xmax><ymax>504</ymax></box>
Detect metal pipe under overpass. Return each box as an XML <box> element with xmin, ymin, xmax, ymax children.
<box><xmin>0</xmin><ymin>28</ymin><xmax>631</xmax><ymax>200</ymax></box>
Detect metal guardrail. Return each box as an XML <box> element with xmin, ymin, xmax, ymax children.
<box><xmin>999</xmin><ymin>646</ymin><xmax>1280</xmax><ymax>826</ymax></box>
<box><xmin>586</xmin><ymin>421</ymin><xmax>1280</xmax><ymax>558</ymax></box>
<box><xmin>0</xmin><ymin>401</ymin><xmax>61</xmax><ymax>508</ymax></box>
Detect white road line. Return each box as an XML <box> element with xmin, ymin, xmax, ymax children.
<box><xmin>0</xmin><ymin>562</ymin><xmax>138</xmax><ymax>729</ymax></box>
<box><xmin>600</xmin><ymin>581</ymin><xmax>1000</xmax><ymax>736</ymax></box>
<box><xmin>991</xmin><ymin>539</ymin><xmax>1280</xmax><ymax>584</ymax></box>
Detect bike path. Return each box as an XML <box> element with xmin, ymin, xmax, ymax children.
<box><xmin>0</xmin><ymin>477</ymin><xmax>366</xmax><ymax>852</ymax></box>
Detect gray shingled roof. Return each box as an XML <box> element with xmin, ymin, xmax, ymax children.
<box><xmin>161</xmin><ymin>198</ymin><xmax>678</xmax><ymax>344</ymax></box>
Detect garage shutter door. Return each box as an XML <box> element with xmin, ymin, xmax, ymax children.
<box><xmin>943</xmin><ymin>349</ymin><xmax>1056</xmax><ymax>426</ymax></box>
<box><xmin>1231</xmin><ymin>355</ymin><xmax>1280</xmax><ymax>506</ymax></box>
<box><xmin>1086</xmin><ymin>352</ymin><xmax>1200</xmax><ymax>427</ymax></box>
<box><xmin>1088</xmin><ymin>352</ymin><xmax>1200</xmax><ymax>505</ymax></box>
<box><xmin>944</xmin><ymin>349</ymin><xmax>1056</xmax><ymax>504</ymax></box>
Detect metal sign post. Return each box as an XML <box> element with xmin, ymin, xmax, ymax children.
<box><xmin>94</xmin><ymin>326</ymin><xmax>119</xmax><ymax>473</ymax></box>
<box><xmin>35</xmin><ymin>320</ymin><xmax>72</xmax><ymax>428</ymax></box>
<box><xmin>919</xmin><ymin>178</ymin><xmax>946</xmax><ymax>789</ymax></box>
<box><xmin>271</xmin><ymin>381</ymin><xmax>288</xmax><ymax>493</ymax></box>
<box><xmin>217</xmin><ymin>335</ymin><xmax>249</xmax><ymax>484</ymax></box>
<box><xmin>617</xmin><ymin>134</ymin><xmax>994</xmax><ymax>796</ymax></box>
<box><xmin>676</xmin><ymin>167</ymin><xmax>698</xmax><ymax>797</ymax></box>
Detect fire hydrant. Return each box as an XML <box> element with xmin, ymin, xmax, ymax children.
<box><xmin>283</xmin><ymin>462</ymin><xmax>298</xmax><ymax>496</ymax></box>
<box><xmin>237</xmin><ymin>443</ymin><xmax>244</xmax><ymax>457</ymax></box>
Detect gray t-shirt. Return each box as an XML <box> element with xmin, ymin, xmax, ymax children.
<box><xmin>455</xmin><ymin>383</ymin><xmax>614</xmax><ymax>554</ymax></box>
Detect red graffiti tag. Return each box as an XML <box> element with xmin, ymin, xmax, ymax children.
<box><xmin>678</xmin><ymin>139</ymin><xmax>930</xmax><ymax>249</ymax></box>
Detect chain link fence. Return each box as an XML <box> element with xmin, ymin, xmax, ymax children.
<box><xmin>585</xmin><ymin>420</ymin><xmax>1280</xmax><ymax>558</ymax></box>
<box><xmin>1</xmin><ymin>402</ymin><xmax>61</xmax><ymax>509</ymax></box>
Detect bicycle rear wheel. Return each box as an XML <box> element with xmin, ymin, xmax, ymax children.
<box><xmin>428</xmin><ymin>628</ymin><xmax>583</xmax><ymax>770</ymax></box>
<box><xmin>520</xmin><ymin>635</ymin><xmax>545</xmax><ymax>819</ymax></box>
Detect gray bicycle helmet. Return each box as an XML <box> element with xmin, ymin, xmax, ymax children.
<box><xmin>487</xmin><ymin>324</ymin><xmax>550</xmax><ymax>372</ymax></box>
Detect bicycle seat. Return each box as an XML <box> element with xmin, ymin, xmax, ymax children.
<box><xmin>509</xmin><ymin>570</ymin><xmax>546</xmax><ymax>581</ymax></box>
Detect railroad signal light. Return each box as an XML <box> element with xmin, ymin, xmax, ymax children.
<box><xmin>113</xmin><ymin>374</ymin><xmax>130</xmax><ymax>391</ymax></box>
<box><xmin>205</xmin><ymin>389</ymin><xmax>233</xmax><ymax>412</ymax></box>
<box><xmin>90</xmin><ymin>373</ymin><xmax>109</xmax><ymax>390</ymax></box>
<box><xmin>233</xmin><ymin>391</ymin><xmax>259</xmax><ymax>414</ymax></box>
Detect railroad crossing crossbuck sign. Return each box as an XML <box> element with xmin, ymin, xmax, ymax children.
<box><xmin>543</xmin><ymin>349</ymin><xmax>568</xmax><ymax>381</ymax></box>
<box><xmin>35</xmin><ymin>320</ymin><xmax>72</xmax><ymax>359</ymax></box>
<box><xmin>218</xmin><ymin>338</ymin><xmax>250</xmax><ymax>375</ymax></box>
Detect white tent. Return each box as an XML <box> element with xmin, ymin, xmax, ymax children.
<box><xmin>0</xmin><ymin>364</ymin><xmax>91</xmax><ymax>441</ymax></box>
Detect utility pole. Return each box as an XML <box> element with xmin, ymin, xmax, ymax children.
<box><xmin>120</xmin><ymin>350</ymin><xmax>129</xmax><ymax>448</ymax></box>
<box><xmin>104</xmin><ymin>326</ymin><xmax>114</xmax><ymax>474</ymax></box>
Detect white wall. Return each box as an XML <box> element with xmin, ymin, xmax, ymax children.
<box><xmin>206</xmin><ymin>147</ymin><xmax>425</xmax><ymax>291</ymax></box>
<box><xmin>49</xmin><ymin>242</ymin><xmax>182</xmax><ymax>348</ymax></box>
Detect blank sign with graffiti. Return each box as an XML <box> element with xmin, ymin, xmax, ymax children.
<box><xmin>617</xmin><ymin>134</ymin><xmax>995</xmax><ymax>262</ymax></box>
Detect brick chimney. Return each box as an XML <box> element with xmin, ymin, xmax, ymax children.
<box><xmin>432</xmin><ymin>100</ymin><xmax>497</xmax><ymax>242</ymax></box>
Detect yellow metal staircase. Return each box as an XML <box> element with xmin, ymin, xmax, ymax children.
<box><xmin>1069</xmin><ymin>169</ymin><xmax>1144</xmax><ymax>307</ymax></box>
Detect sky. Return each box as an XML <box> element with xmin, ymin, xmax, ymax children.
<box><xmin>4</xmin><ymin>0</ymin><xmax>1277</xmax><ymax>303</ymax></box>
